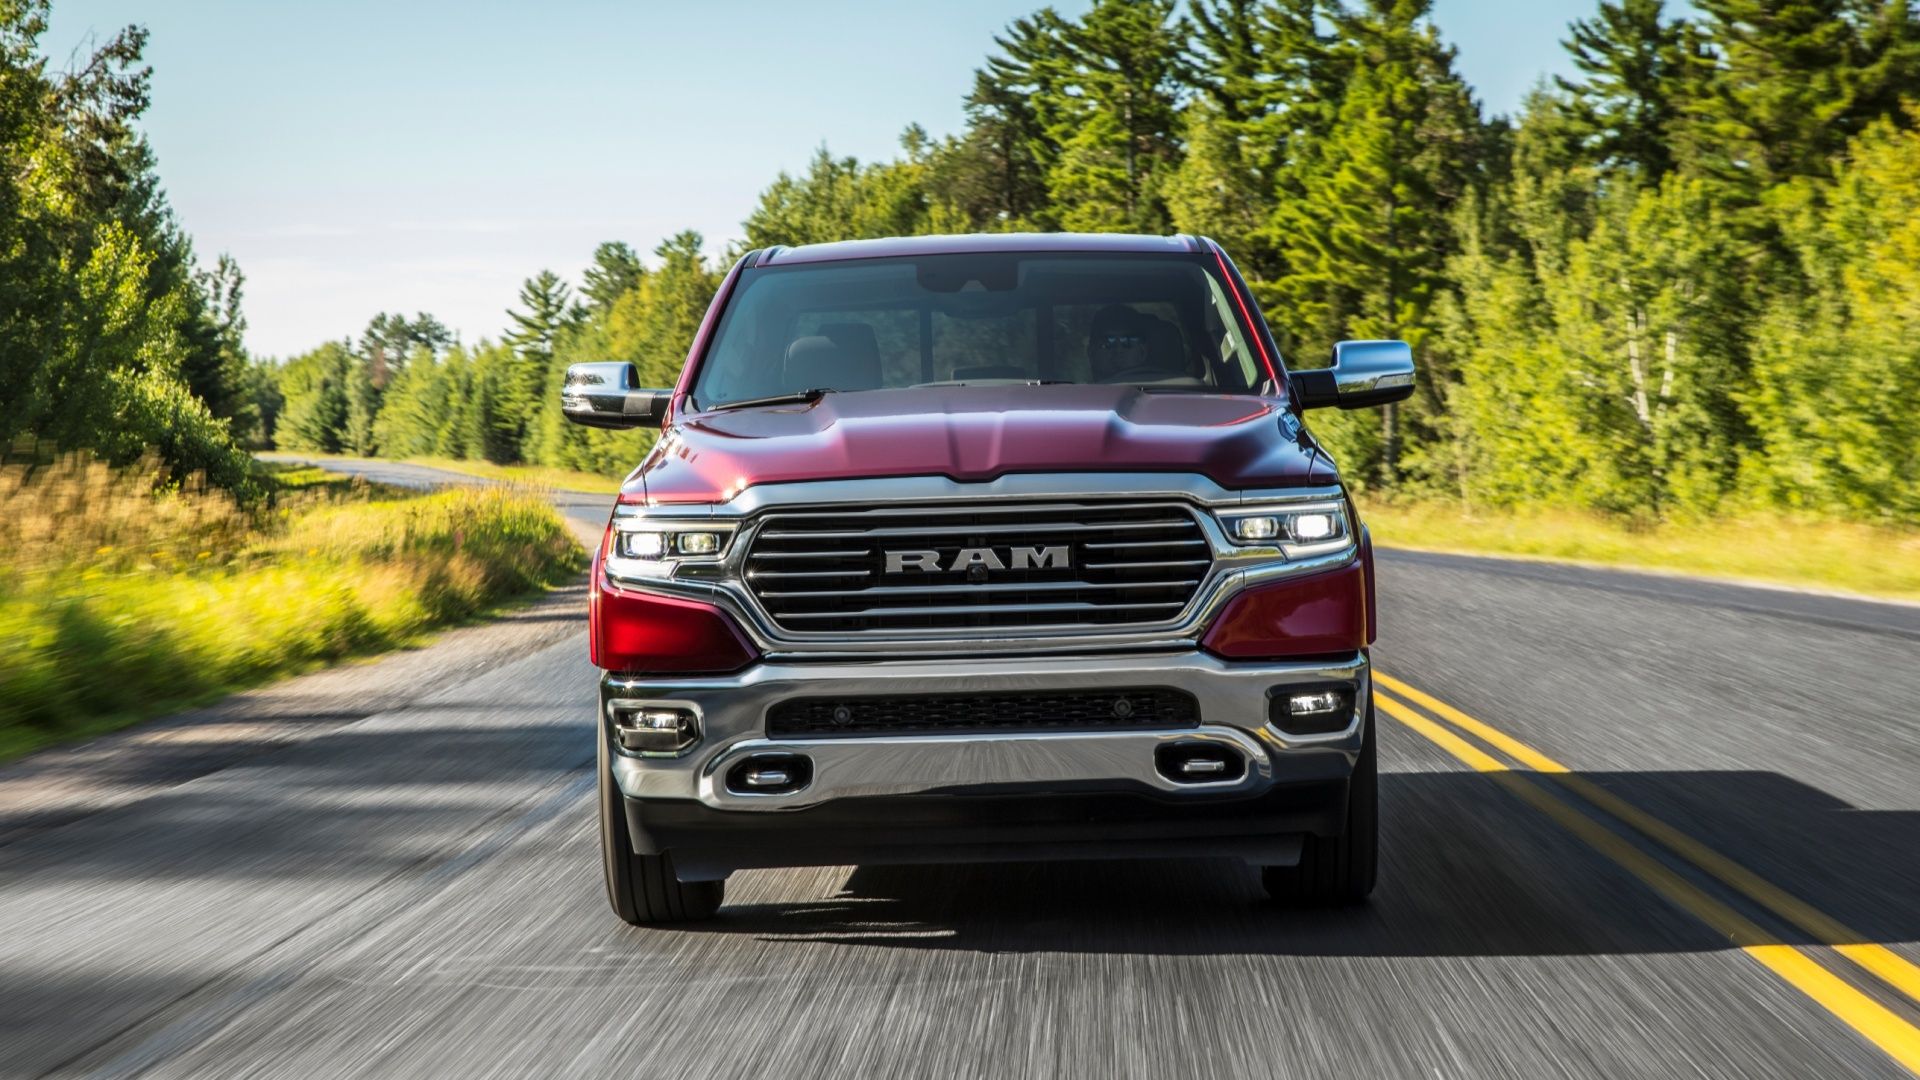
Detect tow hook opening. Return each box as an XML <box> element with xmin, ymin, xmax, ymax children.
<box><xmin>1155</xmin><ymin>742</ymin><xmax>1246</xmax><ymax>784</ymax></box>
<box><xmin>725</xmin><ymin>754</ymin><xmax>813</xmax><ymax>796</ymax></box>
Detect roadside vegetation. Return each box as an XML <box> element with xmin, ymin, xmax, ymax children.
<box><xmin>0</xmin><ymin>459</ymin><xmax>584</xmax><ymax>762</ymax></box>
<box><xmin>394</xmin><ymin>456</ymin><xmax>624</xmax><ymax>494</ymax></box>
<box><xmin>5</xmin><ymin>0</ymin><xmax>1918</xmax><ymax>619</ymax></box>
<box><xmin>1360</xmin><ymin>500</ymin><xmax>1920</xmax><ymax>602</ymax></box>
<box><xmin>0</xmin><ymin>4</ymin><xmax>261</xmax><ymax>498</ymax></box>
<box><xmin>266</xmin><ymin>451</ymin><xmax>624</xmax><ymax>495</ymax></box>
<box><xmin>254</xmin><ymin>0</ymin><xmax>1920</xmax><ymax>589</ymax></box>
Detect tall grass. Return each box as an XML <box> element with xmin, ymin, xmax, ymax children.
<box><xmin>0</xmin><ymin>457</ymin><xmax>585</xmax><ymax>761</ymax></box>
<box><xmin>260</xmin><ymin>452</ymin><xmax>625</xmax><ymax>495</ymax></box>
<box><xmin>1360</xmin><ymin>498</ymin><xmax>1920</xmax><ymax>602</ymax></box>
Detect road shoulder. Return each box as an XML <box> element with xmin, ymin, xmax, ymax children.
<box><xmin>0</xmin><ymin>584</ymin><xmax>586</xmax><ymax>856</ymax></box>
<box><xmin>1377</xmin><ymin>545</ymin><xmax>1920</xmax><ymax>640</ymax></box>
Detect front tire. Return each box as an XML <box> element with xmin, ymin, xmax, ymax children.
<box><xmin>1263</xmin><ymin>692</ymin><xmax>1377</xmax><ymax>906</ymax></box>
<box><xmin>599</xmin><ymin>734</ymin><xmax>723</xmax><ymax>925</ymax></box>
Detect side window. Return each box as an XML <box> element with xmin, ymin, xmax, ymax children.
<box><xmin>1203</xmin><ymin>275</ymin><xmax>1261</xmax><ymax>389</ymax></box>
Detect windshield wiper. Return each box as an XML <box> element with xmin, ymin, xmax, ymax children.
<box><xmin>708</xmin><ymin>388</ymin><xmax>835</xmax><ymax>412</ymax></box>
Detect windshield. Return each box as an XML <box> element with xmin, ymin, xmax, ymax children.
<box><xmin>690</xmin><ymin>252</ymin><xmax>1272</xmax><ymax>409</ymax></box>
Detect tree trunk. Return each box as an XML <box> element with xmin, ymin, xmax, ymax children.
<box><xmin>1625</xmin><ymin>302</ymin><xmax>1651</xmax><ymax>428</ymax></box>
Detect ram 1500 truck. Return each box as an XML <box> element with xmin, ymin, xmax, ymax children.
<box><xmin>561</xmin><ymin>233</ymin><xmax>1414</xmax><ymax>924</ymax></box>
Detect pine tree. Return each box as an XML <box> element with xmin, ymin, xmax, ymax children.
<box><xmin>1272</xmin><ymin>0</ymin><xmax>1486</xmax><ymax>484</ymax></box>
<box><xmin>360</xmin><ymin>312</ymin><xmax>450</xmax><ymax>389</ymax></box>
<box><xmin>1555</xmin><ymin>0</ymin><xmax>1699</xmax><ymax>180</ymax></box>
<box><xmin>1164</xmin><ymin>97</ymin><xmax>1267</xmax><ymax>256</ymax></box>
<box><xmin>1180</xmin><ymin>0</ymin><xmax>1346</xmax><ymax>277</ymax></box>
<box><xmin>971</xmin><ymin>9</ymin><xmax>1081</xmax><ymax>229</ymax></box>
<box><xmin>926</xmin><ymin>71</ymin><xmax>1051</xmax><ymax>230</ymax></box>
<box><xmin>502</xmin><ymin>270</ymin><xmax>578</xmax><ymax>459</ymax></box>
<box><xmin>743</xmin><ymin>148</ymin><xmax>867</xmax><ymax>248</ymax></box>
<box><xmin>1686</xmin><ymin>0</ymin><xmax>1920</xmax><ymax>190</ymax></box>
<box><xmin>1047</xmin><ymin>0</ymin><xmax>1192</xmax><ymax>233</ymax></box>
<box><xmin>581</xmin><ymin>242</ymin><xmax>644</xmax><ymax>315</ymax></box>
<box><xmin>275</xmin><ymin>342</ymin><xmax>354</xmax><ymax>454</ymax></box>
<box><xmin>1746</xmin><ymin>113</ymin><xmax>1920</xmax><ymax>518</ymax></box>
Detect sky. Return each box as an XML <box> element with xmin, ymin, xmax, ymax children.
<box><xmin>46</xmin><ymin>0</ymin><xmax>1598</xmax><ymax>359</ymax></box>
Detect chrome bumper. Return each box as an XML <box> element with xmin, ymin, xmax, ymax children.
<box><xmin>603</xmin><ymin>651</ymin><xmax>1367</xmax><ymax>811</ymax></box>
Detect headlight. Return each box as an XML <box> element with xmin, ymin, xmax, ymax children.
<box><xmin>605</xmin><ymin>519</ymin><xmax>736</xmax><ymax>579</ymax></box>
<box><xmin>1216</xmin><ymin>502</ymin><xmax>1352</xmax><ymax>559</ymax></box>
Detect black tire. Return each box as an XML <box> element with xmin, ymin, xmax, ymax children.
<box><xmin>599</xmin><ymin>734</ymin><xmax>723</xmax><ymax>925</ymax></box>
<box><xmin>1262</xmin><ymin>693</ymin><xmax>1377</xmax><ymax>906</ymax></box>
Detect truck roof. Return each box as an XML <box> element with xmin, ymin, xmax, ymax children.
<box><xmin>756</xmin><ymin>232</ymin><xmax>1206</xmax><ymax>266</ymax></box>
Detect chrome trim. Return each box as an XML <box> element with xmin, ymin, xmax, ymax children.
<box><xmin>605</xmin><ymin>652</ymin><xmax>1367</xmax><ymax>810</ymax></box>
<box><xmin>604</xmin><ymin>519</ymin><xmax>739</xmax><ymax>582</ymax></box>
<box><xmin>623</xmin><ymin>473</ymin><xmax>1345</xmax><ymax>516</ymax></box>
<box><xmin>1332</xmin><ymin>340</ymin><xmax>1417</xmax><ymax>396</ymax></box>
<box><xmin>1219</xmin><ymin>500</ymin><xmax>1352</xmax><ymax>561</ymax></box>
<box><xmin>695</xmin><ymin>726</ymin><xmax>1273</xmax><ymax>808</ymax></box>
<box><xmin>746</xmin><ymin>501</ymin><xmax>1210</xmax><ymax>635</ymax></box>
<box><xmin>607</xmin><ymin>474</ymin><xmax>1352</xmax><ymax>657</ymax></box>
<box><xmin>774</xmin><ymin>599</ymin><xmax>1190</xmax><ymax>621</ymax></box>
<box><xmin>759</xmin><ymin>579</ymin><xmax>1203</xmax><ymax>599</ymax></box>
<box><xmin>765</xmin><ymin>519</ymin><xmax>1190</xmax><ymax>540</ymax></box>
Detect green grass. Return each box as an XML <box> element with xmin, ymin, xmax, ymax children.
<box><xmin>1360</xmin><ymin>498</ymin><xmax>1920</xmax><ymax>603</ymax></box>
<box><xmin>0</xmin><ymin>458</ymin><xmax>586</xmax><ymax>762</ymax></box>
<box><xmin>396</xmin><ymin>456</ymin><xmax>627</xmax><ymax>494</ymax></box>
<box><xmin>265</xmin><ymin>451</ymin><xmax>625</xmax><ymax>494</ymax></box>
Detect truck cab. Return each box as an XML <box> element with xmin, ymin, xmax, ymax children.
<box><xmin>562</xmin><ymin>233</ymin><xmax>1415</xmax><ymax>924</ymax></box>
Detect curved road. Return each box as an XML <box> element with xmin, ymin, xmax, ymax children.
<box><xmin>3</xmin><ymin>457</ymin><xmax>1917</xmax><ymax>1077</ymax></box>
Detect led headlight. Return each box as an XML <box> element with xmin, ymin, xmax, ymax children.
<box><xmin>617</xmin><ymin>531</ymin><xmax>667</xmax><ymax>559</ymax></box>
<box><xmin>674</xmin><ymin>531</ymin><xmax>721</xmax><ymax>556</ymax></box>
<box><xmin>1219</xmin><ymin>503</ymin><xmax>1353</xmax><ymax>559</ymax></box>
<box><xmin>606</xmin><ymin>519</ymin><xmax>735</xmax><ymax>579</ymax></box>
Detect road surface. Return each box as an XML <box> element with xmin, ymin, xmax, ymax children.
<box><xmin>2</xmin><ymin>457</ymin><xmax>1916</xmax><ymax>1078</ymax></box>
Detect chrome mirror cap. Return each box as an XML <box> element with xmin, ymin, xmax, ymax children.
<box><xmin>562</xmin><ymin>362</ymin><xmax>670</xmax><ymax>429</ymax></box>
<box><xmin>1291</xmin><ymin>340</ymin><xmax>1416</xmax><ymax>410</ymax></box>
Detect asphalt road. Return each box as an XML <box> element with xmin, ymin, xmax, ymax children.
<box><xmin>3</xmin><ymin>457</ymin><xmax>1916</xmax><ymax>1078</ymax></box>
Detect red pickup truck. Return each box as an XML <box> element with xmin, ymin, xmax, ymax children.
<box><xmin>562</xmin><ymin>233</ymin><xmax>1414</xmax><ymax>924</ymax></box>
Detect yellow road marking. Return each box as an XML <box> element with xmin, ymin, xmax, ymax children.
<box><xmin>1374</xmin><ymin>671</ymin><xmax>1920</xmax><ymax>1009</ymax></box>
<box><xmin>1376</xmin><ymin>694</ymin><xmax>1920</xmax><ymax>1075</ymax></box>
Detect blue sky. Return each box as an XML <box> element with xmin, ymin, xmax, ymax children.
<box><xmin>47</xmin><ymin>1</ymin><xmax>1599</xmax><ymax>357</ymax></box>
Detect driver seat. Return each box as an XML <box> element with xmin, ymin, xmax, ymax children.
<box><xmin>783</xmin><ymin>322</ymin><xmax>882</xmax><ymax>391</ymax></box>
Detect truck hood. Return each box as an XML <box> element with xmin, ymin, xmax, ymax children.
<box><xmin>622</xmin><ymin>383</ymin><xmax>1334</xmax><ymax>504</ymax></box>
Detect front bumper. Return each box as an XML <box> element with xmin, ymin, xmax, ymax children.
<box><xmin>605</xmin><ymin>651</ymin><xmax>1365</xmax><ymax>808</ymax></box>
<box><xmin>601</xmin><ymin>651</ymin><xmax>1367</xmax><ymax>875</ymax></box>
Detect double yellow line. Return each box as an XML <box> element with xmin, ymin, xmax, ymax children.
<box><xmin>1373</xmin><ymin>671</ymin><xmax>1920</xmax><ymax>1075</ymax></box>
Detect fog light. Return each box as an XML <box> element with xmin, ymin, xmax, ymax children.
<box><xmin>674</xmin><ymin>531</ymin><xmax>721</xmax><ymax>555</ymax></box>
<box><xmin>1288</xmin><ymin>690</ymin><xmax>1345</xmax><ymax>716</ymax></box>
<box><xmin>1267</xmin><ymin>686</ymin><xmax>1355</xmax><ymax>735</ymax></box>
<box><xmin>611</xmin><ymin>706</ymin><xmax>699</xmax><ymax>754</ymax></box>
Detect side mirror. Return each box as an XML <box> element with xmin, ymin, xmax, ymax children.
<box><xmin>1290</xmin><ymin>340</ymin><xmax>1417</xmax><ymax>410</ymax></box>
<box><xmin>561</xmin><ymin>362</ymin><xmax>671</xmax><ymax>429</ymax></box>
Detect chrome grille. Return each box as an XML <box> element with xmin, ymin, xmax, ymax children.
<box><xmin>744</xmin><ymin>501</ymin><xmax>1212</xmax><ymax>634</ymax></box>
